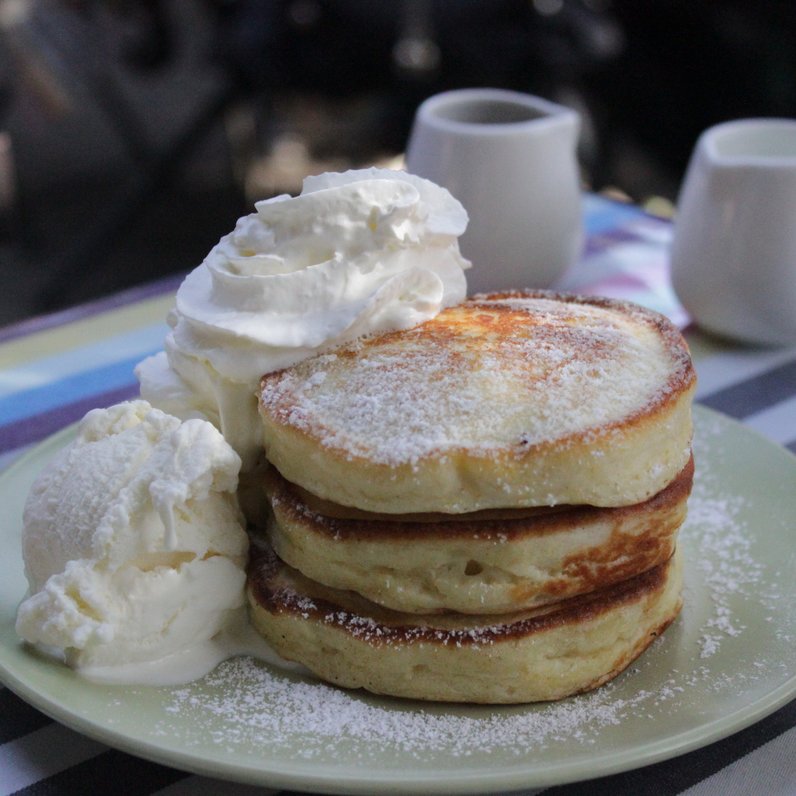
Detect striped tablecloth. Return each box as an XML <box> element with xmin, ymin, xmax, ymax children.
<box><xmin>1</xmin><ymin>195</ymin><xmax>795</xmax><ymax>796</ymax></box>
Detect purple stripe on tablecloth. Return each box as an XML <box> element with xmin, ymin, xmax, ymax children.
<box><xmin>0</xmin><ymin>274</ymin><xmax>183</xmax><ymax>344</ymax></box>
<box><xmin>0</xmin><ymin>383</ymin><xmax>139</xmax><ymax>454</ymax></box>
<box><xmin>582</xmin><ymin>226</ymin><xmax>650</xmax><ymax>258</ymax></box>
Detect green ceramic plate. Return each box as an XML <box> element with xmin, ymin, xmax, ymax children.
<box><xmin>1</xmin><ymin>406</ymin><xmax>795</xmax><ymax>794</ymax></box>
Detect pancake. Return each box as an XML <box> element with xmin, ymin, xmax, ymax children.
<box><xmin>247</xmin><ymin>541</ymin><xmax>684</xmax><ymax>704</ymax></box>
<box><xmin>263</xmin><ymin>456</ymin><xmax>693</xmax><ymax>614</ymax></box>
<box><xmin>258</xmin><ymin>291</ymin><xmax>696</xmax><ymax>514</ymax></box>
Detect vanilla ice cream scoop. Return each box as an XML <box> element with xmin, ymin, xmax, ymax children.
<box><xmin>136</xmin><ymin>167</ymin><xmax>470</xmax><ymax>468</ymax></box>
<box><xmin>15</xmin><ymin>401</ymin><xmax>248</xmax><ymax>678</ymax></box>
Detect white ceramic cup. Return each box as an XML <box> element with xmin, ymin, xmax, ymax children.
<box><xmin>670</xmin><ymin>118</ymin><xmax>796</xmax><ymax>345</ymax></box>
<box><xmin>405</xmin><ymin>88</ymin><xmax>583</xmax><ymax>295</ymax></box>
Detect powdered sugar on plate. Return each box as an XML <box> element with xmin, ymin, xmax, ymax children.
<box><xmin>156</xmin><ymin>657</ymin><xmax>654</xmax><ymax>760</ymax></box>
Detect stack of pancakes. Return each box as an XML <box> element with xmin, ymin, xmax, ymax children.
<box><xmin>247</xmin><ymin>291</ymin><xmax>696</xmax><ymax>703</ymax></box>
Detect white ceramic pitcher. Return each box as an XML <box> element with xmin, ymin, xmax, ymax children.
<box><xmin>406</xmin><ymin>88</ymin><xmax>583</xmax><ymax>295</ymax></box>
<box><xmin>671</xmin><ymin>118</ymin><xmax>796</xmax><ymax>345</ymax></box>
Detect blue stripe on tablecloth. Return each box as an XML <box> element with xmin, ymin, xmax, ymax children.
<box><xmin>0</xmin><ymin>383</ymin><xmax>139</xmax><ymax>454</ymax></box>
<box><xmin>0</xmin><ymin>274</ymin><xmax>181</xmax><ymax>344</ymax></box>
<box><xmin>0</xmin><ymin>326</ymin><xmax>165</xmax><ymax>399</ymax></box>
<box><xmin>0</xmin><ymin>354</ymin><xmax>150</xmax><ymax>427</ymax></box>
<box><xmin>582</xmin><ymin>194</ymin><xmax>647</xmax><ymax>236</ymax></box>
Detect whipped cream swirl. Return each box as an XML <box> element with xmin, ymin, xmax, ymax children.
<box><xmin>136</xmin><ymin>168</ymin><xmax>470</xmax><ymax>468</ymax></box>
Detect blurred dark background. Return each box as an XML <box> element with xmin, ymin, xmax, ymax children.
<box><xmin>1</xmin><ymin>0</ymin><xmax>795</xmax><ymax>325</ymax></box>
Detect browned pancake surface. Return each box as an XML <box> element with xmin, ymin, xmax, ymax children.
<box><xmin>260</xmin><ymin>456</ymin><xmax>692</xmax><ymax>613</ymax></box>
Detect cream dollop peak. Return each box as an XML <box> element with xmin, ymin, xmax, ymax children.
<box><xmin>137</xmin><ymin>168</ymin><xmax>470</xmax><ymax>469</ymax></box>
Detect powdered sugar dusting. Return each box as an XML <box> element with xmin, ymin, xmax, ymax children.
<box><xmin>260</xmin><ymin>296</ymin><xmax>691</xmax><ymax>466</ymax></box>
<box><xmin>155</xmin><ymin>657</ymin><xmax>649</xmax><ymax>759</ymax></box>
<box><xmin>686</xmin><ymin>489</ymin><xmax>758</xmax><ymax>658</ymax></box>
<box><xmin>684</xmin><ymin>411</ymin><xmax>778</xmax><ymax>660</ymax></box>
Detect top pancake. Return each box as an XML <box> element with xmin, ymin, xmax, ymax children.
<box><xmin>258</xmin><ymin>290</ymin><xmax>696</xmax><ymax>514</ymax></box>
